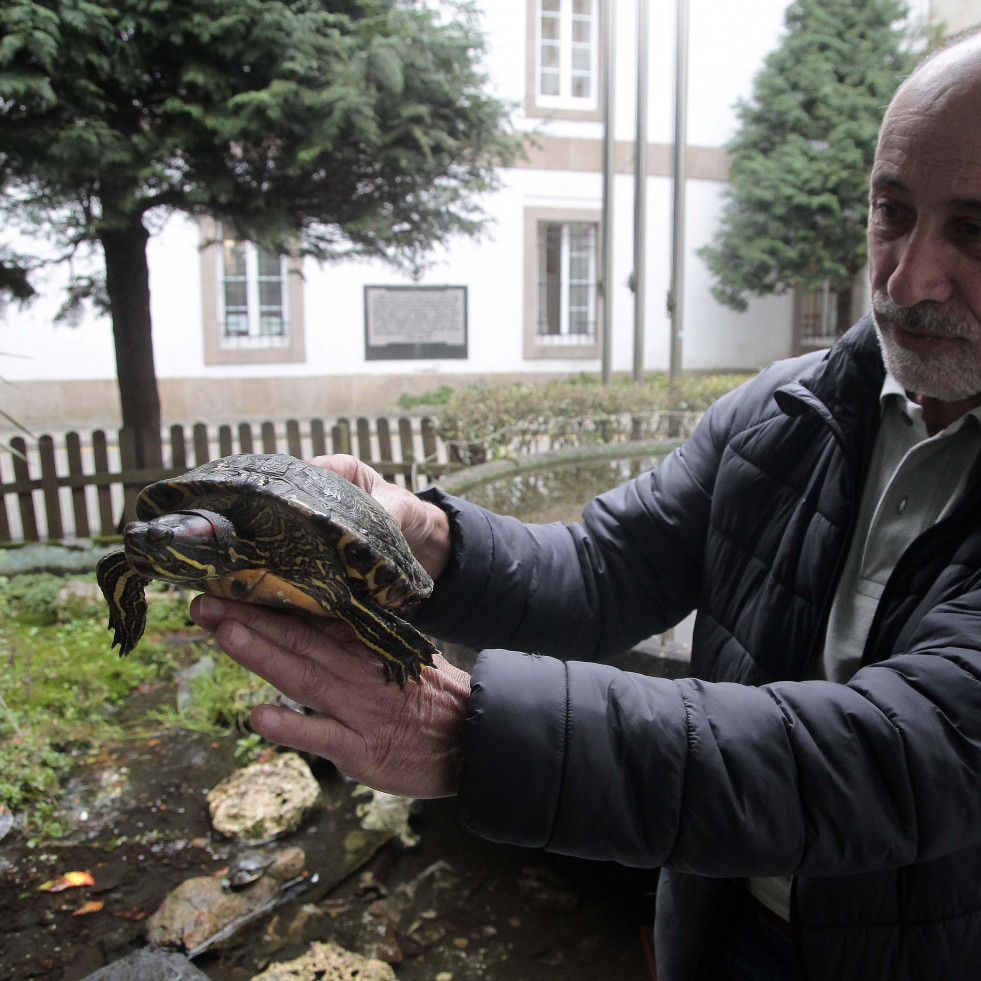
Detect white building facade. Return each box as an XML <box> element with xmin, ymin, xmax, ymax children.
<box><xmin>0</xmin><ymin>0</ymin><xmax>936</xmax><ymax>431</ymax></box>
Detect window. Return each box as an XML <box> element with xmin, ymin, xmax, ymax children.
<box><xmin>537</xmin><ymin>221</ymin><xmax>597</xmax><ymax>343</ymax></box>
<box><xmin>526</xmin><ymin>0</ymin><xmax>601</xmax><ymax>119</ymax></box>
<box><xmin>199</xmin><ymin>218</ymin><xmax>305</xmax><ymax>365</ymax></box>
<box><xmin>523</xmin><ymin>207</ymin><xmax>601</xmax><ymax>360</ymax></box>
<box><xmin>793</xmin><ymin>281</ymin><xmax>840</xmax><ymax>353</ymax></box>
<box><xmin>218</xmin><ymin>232</ymin><xmax>288</xmax><ymax>348</ymax></box>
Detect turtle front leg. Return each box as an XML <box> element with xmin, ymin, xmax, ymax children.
<box><xmin>96</xmin><ymin>550</ymin><xmax>152</xmax><ymax>656</ymax></box>
<box><xmin>337</xmin><ymin>594</ymin><xmax>438</xmax><ymax>689</ymax></box>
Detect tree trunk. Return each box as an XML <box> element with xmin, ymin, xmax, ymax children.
<box><xmin>101</xmin><ymin>220</ymin><xmax>163</xmax><ymax>467</ymax></box>
<box><xmin>836</xmin><ymin>282</ymin><xmax>854</xmax><ymax>336</ymax></box>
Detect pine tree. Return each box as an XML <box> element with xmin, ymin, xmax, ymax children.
<box><xmin>0</xmin><ymin>0</ymin><xmax>521</xmax><ymax>456</ymax></box>
<box><xmin>699</xmin><ymin>0</ymin><xmax>919</xmax><ymax>322</ymax></box>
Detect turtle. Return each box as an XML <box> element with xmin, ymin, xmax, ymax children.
<box><xmin>222</xmin><ymin>849</ymin><xmax>275</xmax><ymax>890</ymax></box>
<box><xmin>95</xmin><ymin>453</ymin><xmax>438</xmax><ymax>687</ymax></box>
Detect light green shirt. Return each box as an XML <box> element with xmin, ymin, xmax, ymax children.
<box><xmin>748</xmin><ymin>372</ymin><xmax>981</xmax><ymax>922</ymax></box>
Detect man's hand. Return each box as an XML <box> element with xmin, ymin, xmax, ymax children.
<box><xmin>189</xmin><ymin>594</ymin><xmax>470</xmax><ymax>798</ymax></box>
<box><xmin>310</xmin><ymin>454</ymin><xmax>452</xmax><ymax>579</ymax></box>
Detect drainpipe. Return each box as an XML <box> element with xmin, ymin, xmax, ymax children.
<box><xmin>669</xmin><ymin>0</ymin><xmax>689</xmax><ymax>380</ymax></box>
<box><xmin>633</xmin><ymin>0</ymin><xmax>650</xmax><ymax>381</ymax></box>
<box><xmin>600</xmin><ymin>0</ymin><xmax>616</xmax><ymax>383</ymax></box>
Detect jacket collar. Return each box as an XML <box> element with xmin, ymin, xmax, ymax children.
<box><xmin>775</xmin><ymin>314</ymin><xmax>885</xmax><ymax>469</ymax></box>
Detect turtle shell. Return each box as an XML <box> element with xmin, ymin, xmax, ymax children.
<box><xmin>136</xmin><ymin>453</ymin><xmax>432</xmax><ymax>610</ymax></box>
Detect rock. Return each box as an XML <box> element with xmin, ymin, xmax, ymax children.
<box><xmin>353</xmin><ymin>785</ymin><xmax>420</xmax><ymax>848</ymax></box>
<box><xmin>249</xmin><ymin>941</ymin><xmax>397</xmax><ymax>981</ymax></box>
<box><xmin>207</xmin><ymin>753</ymin><xmax>321</xmax><ymax>842</ymax></box>
<box><xmin>78</xmin><ymin>948</ymin><xmax>210</xmax><ymax>980</ymax></box>
<box><xmin>146</xmin><ymin>846</ymin><xmax>305</xmax><ymax>952</ymax></box>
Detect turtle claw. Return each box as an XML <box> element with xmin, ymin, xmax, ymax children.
<box><xmin>96</xmin><ymin>551</ymin><xmax>151</xmax><ymax>657</ymax></box>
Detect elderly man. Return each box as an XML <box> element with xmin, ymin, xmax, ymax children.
<box><xmin>191</xmin><ymin>31</ymin><xmax>981</xmax><ymax>981</ymax></box>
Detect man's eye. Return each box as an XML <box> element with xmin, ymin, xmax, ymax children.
<box><xmin>955</xmin><ymin>219</ymin><xmax>981</xmax><ymax>241</ymax></box>
<box><xmin>870</xmin><ymin>200</ymin><xmax>902</xmax><ymax>222</ymax></box>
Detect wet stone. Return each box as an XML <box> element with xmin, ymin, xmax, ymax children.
<box><xmin>249</xmin><ymin>940</ymin><xmax>397</xmax><ymax>981</ymax></box>
<box><xmin>207</xmin><ymin>753</ymin><xmax>322</xmax><ymax>842</ymax></box>
<box><xmin>78</xmin><ymin>948</ymin><xmax>210</xmax><ymax>980</ymax></box>
<box><xmin>353</xmin><ymin>785</ymin><xmax>420</xmax><ymax>848</ymax></box>
<box><xmin>146</xmin><ymin>846</ymin><xmax>306</xmax><ymax>952</ymax></box>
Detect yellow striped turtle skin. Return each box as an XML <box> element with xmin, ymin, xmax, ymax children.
<box><xmin>95</xmin><ymin>454</ymin><xmax>437</xmax><ymax>687</ymax></box>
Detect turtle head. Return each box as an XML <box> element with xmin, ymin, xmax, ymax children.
<box><xmin>123</xmin><ymin>509</ymin><xmax>238</xmax><ymax>582</ymax></box>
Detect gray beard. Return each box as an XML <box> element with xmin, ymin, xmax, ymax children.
<box><xmin>870</xmin><ymin>292</ymin><xmax>981</xmax><ymax>402</ymax></box>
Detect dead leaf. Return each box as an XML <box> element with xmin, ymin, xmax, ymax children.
<box><xmin>73</xmin><ymin>900</ymin><xmax>105</xmax><ymax>916</ymax></box>
<box><xmin>113</xmin><ymin>906</ymin><xmax>148</xmax><ymax>921</ymax></box>
<box><xmin>39</xmin><ymin>871</ymin><xmax>95</xmax><ymax>892</ymax></box>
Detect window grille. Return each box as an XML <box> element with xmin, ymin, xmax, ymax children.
<box><xmin>536</xmin><ymin>221</ymin><xmax>598</xmax><ymax>344</ymax></box>
<box><xmin>537</xmin><ymin>0</ymin><xmax>597</xmax><ymax>108</ymax></box>
<box><xmin>795</xmin><ymin>281</ymin><xmax>839</xmax><ymax>349</ymax></box>
<box><xmin>217</xmin><ymin>228</ymin><xmax>289</xmax><ymax>349</ymax></box>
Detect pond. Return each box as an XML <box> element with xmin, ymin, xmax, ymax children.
<box><xmin>453</xmin><ymin>455</ymin><xmax>665</xmax><ymax>524</ymax></box>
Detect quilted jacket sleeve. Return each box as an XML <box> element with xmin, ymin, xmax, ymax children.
<box><xmin>460</xmin><ymin>624</ymin><xmax>981</xmax><ymax>877</ymax></box>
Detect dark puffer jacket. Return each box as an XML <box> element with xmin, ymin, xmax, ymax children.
<box><xmin>413</xmin><ymin>316</ymin><xmax>981</xmax><ymax>981</ymax></box>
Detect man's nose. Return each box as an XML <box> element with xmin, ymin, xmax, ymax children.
<box><xmin>886</xmin><ymin>226</ymin><xmax>955</xmax><ymax>307</ymax></box>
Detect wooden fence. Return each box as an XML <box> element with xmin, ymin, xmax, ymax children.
<box><xmin>0</xmin><ymin>416</ymin><xmax>455</xmax><ymax>545</ymax></box>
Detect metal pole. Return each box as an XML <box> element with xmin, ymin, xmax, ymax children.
<box><xmin>600</xmin><ymin>0</ymin><xmax>616</xmax><ymax>384</ymax></box>
<box><xmin>669</xmin><ymin>0</ymin><xmax>690</xmax><ymax>380</ymax></box>
<box><xmin>633</xmin><ymin>0</ymin><xmax>650</xmax><ymax>381</ymax></box>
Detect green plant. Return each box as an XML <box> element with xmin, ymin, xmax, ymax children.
<box><xmin>396</xmin><ymin>385</ymin><xmax>455</xmax><ymax>410</ymax></box>
<box><xmin>235</xmin><ymin>731</ymin><xmax>269</xmax><ymax>763</ymax></box>
<box><xmin>1</xmin><ymin>573</ymin><xmax>64</xmax><ymax>623</ymax></box>
<box><xmin>0</xmin><ymin>573</ymin><xmax>207</xmax><ymax>833</ymax></box>
<box><xmin>436</xmin><ymin>373</ymin><xmax>751</xmax><ymax>461</ymax></box>
<box><xmin>151</xmin><ymin>647</ymin><xmax>276</xmax><ymax>734</ymax></box>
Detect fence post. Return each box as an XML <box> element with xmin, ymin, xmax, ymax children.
<box><xmin>65</xmin><ymin>432</ymin><xmax>91</xmax><ymax>539</ymax></box>
<box><xmin>192</xmin><ymin>423</ymin><xmax>210</xmax><ymax>465</ymax></box>
<box><xmin>310</xmin><ymin>419</ymin><xmax>327</xmax><ymax>457</ymax></box>
<box><xmin>332</xmin><ymin>418</ymin><xmax>351</xmax><ymax>455</ymax></box>
<box><xmin>261</xmin><ymin>421</ymin><xmax>277</xmax><ymax>454</ymax></box>
<box><xmin>118</xmin><ymin>426</ymin><xmax>141</xmax><ymax>527</ymax></box>
<box><xmin>39</xmin><ymin>435</ymin><xmax>63</xmax><ymax>540</ymax></box>
<box><xmin>11</xmin><ymin>435</ymin><xmax>39</xmax><ymax>541</ymax></box>
<box><xmin>170</xmin><ymin>424</ymin><xmax>188</xmax><ymax>470</ymax></box>
<box><xmin>286</xmin><ymin>419</ymin><xmax>302</xmax><ymax>458</ymax></box>
<box><xmin>237</xmin><ymin>423</ymin><xmax>254</xmax><ymax>455</ymax></box>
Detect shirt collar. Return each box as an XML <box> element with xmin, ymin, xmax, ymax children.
<box><xmin>880</xmin><ymin>370</ymin><xmax>981</xmax><ymax>435</ymax></box>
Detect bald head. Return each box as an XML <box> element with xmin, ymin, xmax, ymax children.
<box><xmin>886</xmin><ymin>29</ymin><xmax>981</xmax><ymax>128</ymax></box>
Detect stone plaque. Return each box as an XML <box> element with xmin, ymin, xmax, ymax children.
<box><xmin>364</xmin><ymin>286</ymin><xmax>468</xmax><ymax>360</ymax></box>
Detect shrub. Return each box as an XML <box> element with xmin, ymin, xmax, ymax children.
<box><xmin>436</xmin><ymin>372</ymin><xmax>750</xmax><ymax>461</ymax></box>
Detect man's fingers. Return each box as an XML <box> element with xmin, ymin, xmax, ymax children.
<box><xmin>193</xmin><ymin>595</ymin><xmax>369</xmax><ymax>666</ymax></box>
<box><xmin>250</xmin><ymin>705</ymin><xmax>359</xmax><ymax>766</ymax></box>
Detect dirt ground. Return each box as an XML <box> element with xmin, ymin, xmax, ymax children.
<box><xmin>0</xmin><ymin>721</ymin><xmax>660</xmax><ymax>981</ymax></box>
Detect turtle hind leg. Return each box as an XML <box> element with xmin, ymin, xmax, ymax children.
<box><xmin>336</xmin><ymin>595</ymin><xmax>438</xmax><ymax>689</ymax></box>
<box><xmin>96</xmin><ymin>550</ymin><xmax>151</xmax><ymax>656</ymax></box>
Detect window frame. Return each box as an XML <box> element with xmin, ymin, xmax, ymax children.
<box><xmin>200</xmin><ymin>217</ymin><xmax>306</xmax><ymax>365</ymax></box>
<box><xmin>524</xmin><ymin>206</ymin><xmax>602</xmax><ymax>360</ymax></box>
<box><xmin>525</xmin><ymin>0</ymin><xmax>602</xmax><ymax>121</ymax></box>
<box><xmin>792</xmin><ymin>280</ymin><xmax>839</xmax><ymax>353</ymax></box>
